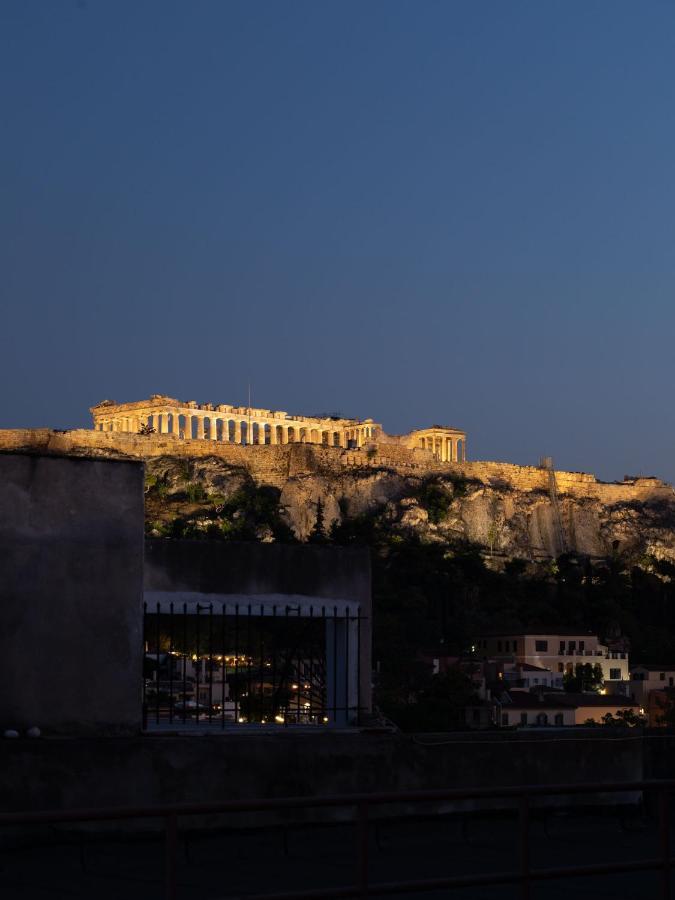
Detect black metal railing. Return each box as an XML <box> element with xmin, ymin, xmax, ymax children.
<box><xmin>142</xmin><ymin>601</ymin><xmax>364</xmax><ymax>729</ymax></box>
<box><xmin>1</xmin><ymin>780</ymin><xmax>674</xmax><ymax>899</ymax></box>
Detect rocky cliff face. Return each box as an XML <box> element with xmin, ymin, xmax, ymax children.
<box><xmin>2</xmin><ymin>427</ymin><xmax>672</xmax><ymax>563</ymax></box>
<box><xmin>143</xmin><ymin>453</ymin><xmax>675</xmax><ymax>564</ymax></box>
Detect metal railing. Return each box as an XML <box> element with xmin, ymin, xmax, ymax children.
<box><xmin>142</xmin><ymin>601</ymin><xmax>364</xmax><ymax>729</ymax></box>
<box><xmin>1</xmin><ymin>779</ymin><xmax>674</xmax><ymax>899</ymax></box>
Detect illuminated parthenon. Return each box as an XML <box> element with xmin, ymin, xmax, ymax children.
<box><xmin>90</xmin><ymin>395</ymin><xmax>467</xmax><ymax>461</ymax></box>
<box><xmin>91</xmin><ymin>395</ymin><xmax>379</xmax><ymax>449</ymax></box>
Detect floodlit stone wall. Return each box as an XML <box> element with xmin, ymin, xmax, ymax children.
<box><xmin>0</xmin><ymin>427</ymin><xmax>670</xmax><ymax>504</ymax></box>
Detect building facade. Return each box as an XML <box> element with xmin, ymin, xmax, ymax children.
<box><xmin>476</xmin><ymin>631</ymin><xmax>630</xmax><ymax>691</ymax></box>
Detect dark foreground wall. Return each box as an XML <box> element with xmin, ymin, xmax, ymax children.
<box><xmin>1</xmin><ymin>730</ymin><xmax>667</xmax><ymax>822</ymax></box>
<box><xmin>0</xmin><ymin>453</ymin><xmax>145</xmax><ymax>734</ymax></box>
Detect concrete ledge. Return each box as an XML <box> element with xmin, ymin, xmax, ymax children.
<box><xmin>2</xmin><ymin>730</ymin><xmax>668</xmax><ymax>822</ymax></box>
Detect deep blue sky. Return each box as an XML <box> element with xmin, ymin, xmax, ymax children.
<box><xmin>2</xmin><ymin>1</ymin><xmax>675</xmax><ymax>482</ymax></box>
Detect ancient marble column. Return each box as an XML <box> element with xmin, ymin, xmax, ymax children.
<box><xmin>234</xmin><ymin>421</ymin><xmax>242</xmax><ymax>444</ymax></box>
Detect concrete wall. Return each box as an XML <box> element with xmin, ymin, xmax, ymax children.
<box><xmin>0</xmin><ymin>453</ymin><xmax>145</xmax><ymax>735</ymax></box>
<box><xmin>0</xmin><ymin>730</ymin><xmax>656</xmax><ymax>821</ymax></box>
<box><xmin>145</xmin><ymin>539</ymin><xmax>371</xmax><ymax>605</ymax></box>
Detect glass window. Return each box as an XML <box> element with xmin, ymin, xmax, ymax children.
<box><xmin>579</xmin><ymin>641</ymin><xmax>585</xmax><ymax>652</ymax></box>
<box><xmin>559</xmin><ymin>641</ymin><xmax>565</xmax><ymax>653</ymax></box>
<box><xmin>535</xmin><ymin>640</ymin><xmax>548</xmax><ymax>652</ymax></box>
<box><xmin>520</xmin><ymin>713</ymin><xmax>527</xmax><ymax>725</ymax></box>
<box><xmin>558</xmin><ymin>663</ymin><xmax>564</xmax><ymax>673</ymax></box>
<box><xmin>497</xmin><ymin>641</ymin><xmax>502</xmax><ymax>652</ymax></box>
<box><xmin>536</xmin><ymin>713</ymin><xmax>548</xmax><ymax>726</ymax></box>
<box><xmin>569</xmin><ymin>641</ymin><xmax>576</xmax><ymax>652</ymax></box>
<box><xmin>660</xmin><ymin>672</ymin><xmax>666</xmax><ymax>681</ymax></box>
<box><xmin>554</xmin><ymin>713</ymin><xmax>564</xmax><ymax>726</ymax></box>
<box><xmin>609</xmin><ymin>668</ymin><xmax>621</xmax><ymax>680</ymax></box>
<box><xmin>512</xmin><ymin>640</ymin><xmax>518</xmax><ymax>652</ymax></box>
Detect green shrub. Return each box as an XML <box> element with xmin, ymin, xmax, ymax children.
<box><xmin>185</xmin><ymin>482</ymin><xmax>207</xmax><ymax>503</ymax></box>
<box><xmin>417</xmin><ymin>480</ymin><xmax>452</xmax><ymax>524</ymax></box>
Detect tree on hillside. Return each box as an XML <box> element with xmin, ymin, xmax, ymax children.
<box><xmin>308</xmin><ymin>498</ymin><xmax>328</xmax><ymax>544</ymax></box>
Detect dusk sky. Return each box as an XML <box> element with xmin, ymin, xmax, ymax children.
<box><xmin>2</xmin><ymin>1</ymin><xmax>675</xmax><ymax>482</ymax></box>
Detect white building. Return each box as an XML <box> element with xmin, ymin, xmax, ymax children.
<box><xmin>501</xmin><ymin>691</ymin><xmax>641</xmax><ymax>728</ymax></box>
<box><xmin>476</xmin><ymin>630</ymin><xmax>630</xmax><ymax>691</ymax></box>
<box><xmin>630</xmin><ymin>664</ymin><xmax>675</xmax><ymax>704</ymax></box>
<box><xmin>501</xmin><ymin>693</ymin><xmax>574</xmax><ymax>728</ymax></box>
<box><xmin>502</xmin><ymin>662</ymin><xmax>555</xmax><ymax>691</ymax></box>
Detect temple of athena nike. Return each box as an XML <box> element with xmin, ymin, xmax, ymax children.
<box><xmin>90</xmin><ymin>395</ymin><xmax>467</xmax><ymax>462</ymax></box>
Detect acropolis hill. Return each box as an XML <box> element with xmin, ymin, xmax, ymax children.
<box><xmin>1</xmin><ymin>393</ymin><xmax>674</xmax><ymax>562</ymax></box>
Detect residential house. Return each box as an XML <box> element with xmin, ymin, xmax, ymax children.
<box><xmin>630</xmin><ymin>665</ymin><xmax>675</xmax><ymax>726</ymax></box>
<box><xmin>476</xmin><ymin>630</ymin><xmax>630</xmax><ymax>692</ymax></box>
<box><xmin>502</xmin><ymin>662</ymin><xmax>555</xmax><ymax>691</ymax></box>
<box><xmin>500</xmin><ymin>693</ymin><xmax>575</xmax><ymax>728</ymax></box>
<box><xmin>500</xmin><ymin>690</ymin><xmax>641</xmax><ymax>728</ymax></box>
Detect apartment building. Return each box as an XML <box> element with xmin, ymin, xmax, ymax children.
<box><xmin>476</xmin><ymin>630</ymin><xmax>629</xmax><ymax>691</ymax></box>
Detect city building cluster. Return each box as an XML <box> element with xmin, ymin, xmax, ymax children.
<box><xmin>428</xmin><ymin>629</ymin><xmax>675</xmax><ymax>729</ymax></box>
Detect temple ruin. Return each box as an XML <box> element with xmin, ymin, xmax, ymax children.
<box><xmin>90</xmin><ymin>395</ymin><xmax>467</xmax><ymax>462</ymax></box>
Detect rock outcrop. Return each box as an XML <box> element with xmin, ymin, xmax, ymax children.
<box><xmin>2</xmin><ymin>428</ymin><xmax>674</xmax><ymax>562</ymax></box>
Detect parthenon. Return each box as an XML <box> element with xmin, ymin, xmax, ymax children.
<box><xmin>90</xmin><ymin>395</ymin><xmax>467</xmax><ymax>462</ymax></box>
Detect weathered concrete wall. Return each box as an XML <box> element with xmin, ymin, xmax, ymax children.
<box><xmin>145</xmin><ymin>539</ymin><xmax>371</xmax><ymax>605</ymax></box>
<box><xmin>0</xmin><ymin>453</ymin><xmax>145</xmax><ymax>735</ymax></box>
<box><xmin>0</xmin><ymin>730</ymin><xmax>654</xmax><ymax>820</ymax></box>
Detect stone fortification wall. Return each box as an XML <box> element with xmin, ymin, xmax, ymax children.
<box><xmin>0</xmin><ymin>428</ymin><xmax>670</xmax><ymax>505</ymax></box>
